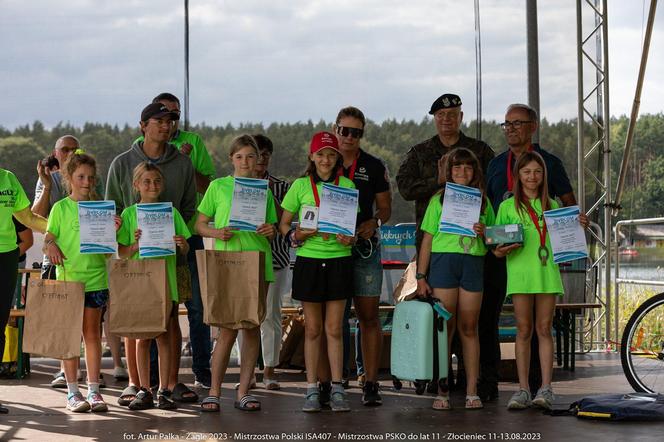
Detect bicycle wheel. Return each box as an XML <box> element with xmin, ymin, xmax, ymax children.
<box><xmin>621</xmin><ymin>292</ymin><xmax>664</xmax><ymax>393</ymax></box>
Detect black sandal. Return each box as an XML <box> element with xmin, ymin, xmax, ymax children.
<box><xmin>128</xmin><ymin>388</ymin><xmax>154</xmax><ymax>410</ymax></box>
<box><xmin>0</xmin><ymin>403</ymin><xmax>8</xmax><ymax>414</ymax></box>
<box><xmin>117</xmin><ymin>385</ymin><xmax>139</xmax><ymax>406</ymax></box>
<box><xmin>158</xmin><ymin>389</ymin><xmax>177</xmax><ymax>410</ymax></box>
<box><xmin>172</xmin><ymin>382</ymin><xmax>198</xmax><ymax>403</ymax></box>
<box><xmin>234</xmin><ymin>394</ymin><xmax>261</xmax><ymax>411</ymax></box>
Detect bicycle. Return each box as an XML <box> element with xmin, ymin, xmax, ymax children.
<box><xmin>620</xmin><ymin>291</ymin><xmax>664</xmax><ymax>393</ymax></box>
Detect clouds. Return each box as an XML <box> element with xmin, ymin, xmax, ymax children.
<box><xmin>0</xmin><ymin>0</ymin><xmax>662</xmax><ymax>130</ymax></box>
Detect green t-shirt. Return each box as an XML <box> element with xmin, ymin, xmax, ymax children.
<box><xmin>0</xmin><ymin>169</ymin><xmax>30</xmax><ymax>253</ymax></box>
<box><xmin>420</xmin><ymin>193</ymin><xmax>495</xmax><ymax>256</ymax></box>
<box><xmin>197</xmin><ymin>176</ymin><xmax>277</xmax><ymax>282</ymax></box>
<box><xmin>495</xmin><ymin>197</ymin><xmax>563</xmax><ymax>296</ymax></box>
<box><xmin>135</xmin><ymin>130</ymin><xmax>216</xmax><ymax>232</ymax></box>
<box><xmin>47</xmin><ymin>197</ymin><xmax>109</xmax><ymax>292</ymax></box>
<box><xmin>280</xmin><ymin>176</ymin><xmax>356</xmax><ymax>259</ymax></box>
<box><xmin>117</xmin><ymin>204</ymin><xmax>192</xmax><ymax>302</ymax></box>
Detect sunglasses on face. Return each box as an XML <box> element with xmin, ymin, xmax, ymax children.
<box><xmin>336</xmin><ymin>125</ymin><xmax>364</xmax><ymax>139</ymax></box>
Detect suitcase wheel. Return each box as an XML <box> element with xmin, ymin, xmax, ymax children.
<box><xmin>426</xmin><ymin>379</ymin><xmax>439</xmax><ymax>394</ymax></box>
<box><xmin>391</xmin><ymin>376</ymin><xmax>402</xmax><ymax>391</ymax></box>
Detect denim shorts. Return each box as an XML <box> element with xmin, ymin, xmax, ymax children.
<box><xmin>428</xmin><ymin>253</ymin><xmax>484</xmax><ymax>292</ymax></box>
<box><xmin>84</xmin><ymin>289</ymin><xmax>109</xmax><ymax>309</ymax></box>
<box><xmin>352</xmin><ymin>240</ymin><xmax>383</xmax><ymax>297</ymax></box>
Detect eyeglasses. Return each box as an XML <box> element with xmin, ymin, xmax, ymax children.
<box><xmin>500</xmin><ymin>120</ymin><xmax>532</xmax><ymax>130</ymax></box>
<box><xmin>336</xmin><ymin>125</ymin><xmax>364</xmax><ymax>139</ymax></box>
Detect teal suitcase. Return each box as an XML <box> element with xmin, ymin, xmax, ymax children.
<box><xmin>390</xmin><ymin>299</ymin><xmax>449</xmax><ymax>392</ymax></box>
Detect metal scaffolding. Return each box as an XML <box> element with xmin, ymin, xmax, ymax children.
<box><xmin>576</xmin><ymin>0</ymin><xmax>613</xmax><ymax>349</ymax></box>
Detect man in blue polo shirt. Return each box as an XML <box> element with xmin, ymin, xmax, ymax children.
<box><xmin>481</xmin><ymin>103</ymin><xmax>576</xmax><ymax>402</ymax></box>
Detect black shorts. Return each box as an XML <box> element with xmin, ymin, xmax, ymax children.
<box><xmin>291</xmin><ymin>256</ymin><xmax>354</xmax><ymax>303</ymax></box>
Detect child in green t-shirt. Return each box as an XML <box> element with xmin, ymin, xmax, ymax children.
<box><xmin>494</xmin><ymin>151</ymin><xmax>587</xmax><ymax>411</ymax></box>
<box><xmin>415</xmin><ymin>147</ymin><xmax>494</xmax><ymax>411</ymax></box>
<box><xmin>117</xmin><ymin>162</ymin><xmax>191</xmax><ymax>411</ymax></box>
<box><xmin>195</xmin><ymin>134</ymin><xmax>277</xmax><ymax>413</ymax></box>
<box><xmin>44</xmin><ymin>153</ymin><xmax>122</xmax><ymax>413</ymax></box>
<box><xmin>279</xmin><ymin>131</ymin><xmax>356</xmax><ymax>413</ymax></box>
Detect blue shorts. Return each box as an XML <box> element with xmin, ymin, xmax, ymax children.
<box><xmin>428</xmin><ymin>253</ymin><xmax>484</xmax><ymax>292</ymax></box>
<box><xmin>84</xmin><ymin>289</ymin><xmax>109</xmax><ymax>309</ymax></box>
<box><xmin>352</xmin><ymin>241</ymin><xmax>383</xmax><ymax>297</ymax></box>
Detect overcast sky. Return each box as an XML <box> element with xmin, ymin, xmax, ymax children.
<box><xmin>1</xmin><ymin>0</ymin><xmax>662</xmax><ymax>129</ymax></box>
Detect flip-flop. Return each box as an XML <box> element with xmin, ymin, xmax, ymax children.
<box><xmin>465</xmin><ymin>395</ymin><xmax>484</xmax><ymax>409</ymax></box>
<box><xmin>200</xmin><ymin>396</ymin><xmax>220</xmax><ymax>412</ymax></box>
<box><xmin>263</xmin><ymin>378</ymin><xmax>280</xmax><ymax>391</ymax></box>
<box><xmin>234</xmin><ymin>394</ymin><xmax>261</xmax><ymax>411</ymax></box>
<box><xmin>172</xmin><ymin>383</ymin><xmax>199</xmax><ymax>403</ymax></box>
<box><xmin>117</xmin><ymin>385</ymin><xmax>139</xmax><ymax>406</ymax></box>
<box><xmin>432</xmin><ymin>395</ymin><xmax>451</xmax><ymax>410</ymax></box>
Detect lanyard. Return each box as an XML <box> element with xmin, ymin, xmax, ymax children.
<box><xmin>338</xmin><ymin>152</ymin><xmax>359</xmax><ymax>181</ymax></box>
<box><xmin>506</xmin><ymin>145</ymin><xmax>534</xmax><ymax>192</ymax></box>
<box><xmin>526</xmin><ymin>202</ymin><xmax>549</xmax><ymax>266</ymax></box>
<box><xmin>309</xmin><ymin>174</ymin><xmax>339</xmax><ymax>207</ymax></box>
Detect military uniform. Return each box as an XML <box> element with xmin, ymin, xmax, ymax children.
<box><xmin>396</xmin><ymin>132</ymin><xmax>494</xmax><ymax>249</ymax></box>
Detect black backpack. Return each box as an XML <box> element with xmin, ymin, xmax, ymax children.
<box><xmin>551</xmin><ymin>393</ymin><xmax>664</xmax><ymax>421</ymax></box>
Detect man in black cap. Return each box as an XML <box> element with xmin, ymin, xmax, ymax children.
<box><xmin>396</xmin><ymin>93</ymin><xmax>494</xmax><ymax>250</ymax></box>
<box><xmin>106</xmin><ymin>102</ymin><xmax>199</xmax><ymax>403</ymax></box>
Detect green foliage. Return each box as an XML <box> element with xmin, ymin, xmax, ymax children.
<box><xmin>1</xmin><ymin>114</ymin><xmax>663</xmax><ymax>223</ymax></box>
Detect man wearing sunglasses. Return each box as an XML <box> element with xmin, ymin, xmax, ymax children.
<box><xmin>396</xmin><ymin>93</ymin><xmax>494</xmax><ymax>251</ymax></box>
<box><xmin>322</xmin><ymin>106</ymin><xmax>391</xmax><ymax>407</ymax></box>
<box><xmin>133</xmin><ymin>93</ymin><xmax>217</xmax><ymax>391</ymax></box>
<box><xmin>480</xmin><ymin>103</ymin><xmax>576</xmax><ymax>403</ymax></box>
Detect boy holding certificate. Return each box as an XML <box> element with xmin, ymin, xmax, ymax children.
<box><xmin>195</xmin><ymin>135</ymin><xmax>277</xmax><ymax>413</ymax></box>
<box><xmin>415</xmin><ymin>148</ymin><xmax>494</xmax><ymax>410</ymax></box>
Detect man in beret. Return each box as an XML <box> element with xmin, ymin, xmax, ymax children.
<box><xmin>396</xmin><ymin>93</ymin><xmax>494</xmax><ymax>250</ymax></box>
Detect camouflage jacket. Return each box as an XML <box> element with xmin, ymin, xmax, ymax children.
<box><xmin>396</xmin><ymin>132</ymin><xmax>494</xmax><ymax>247</ymax></box>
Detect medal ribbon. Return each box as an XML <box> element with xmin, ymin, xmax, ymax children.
<box><xmin>309</xmin><ymin>174</ymin><xmax>339</xmax><ymax>207</ymax></box>
<box><xmin>526</xmin><ymin>203</ymin><xmax>548</xmax><ymax>264</ymax></box>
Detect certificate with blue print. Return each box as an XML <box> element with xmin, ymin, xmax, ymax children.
<box><xmin>318</xmin><ymin>184</ymin><xmax>359</xmax><ymax>236</ymax></box>
<box><xmin>78</xmin><ymin>200</ymin><xmax>117</xmax><ymax>254</ymax></box>
<box><xmin>543</xmin><ymin>205</ymin><xmax>588</xmax><ymax>263</ymax></box>
<box><xmin>137</xmin><ymin>202</ymin><xmax>176</xmax><ymax>257</ymax></box>
<box><xmin>229</xmin><ymin>178</ymin><xmax>268</xmax><ymax>231</ymax></box>
<box><xmin>439</xmin><ymin>183</ymin><xmax>482</xmax><ymax>237</ymax></box>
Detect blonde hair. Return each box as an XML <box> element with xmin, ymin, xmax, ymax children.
<box><xmin>132</xmin><ymin>162</ymin><xmax>165</xmax><ymax>196</ymax></box>
<box><xmin>62</xmin><ymin>153</ymin><xmax>99</xmax><ymax>200</ymax></box>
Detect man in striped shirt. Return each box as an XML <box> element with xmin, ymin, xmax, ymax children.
<box><xmin>253</xmin><ymin>134</ymin><xmax>291</xmax><ymax>389</ymax></box>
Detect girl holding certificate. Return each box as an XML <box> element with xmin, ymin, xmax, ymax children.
<box><xmin>493</xmin><ymin>151</ymin><xmax>585</xmax><ymax>411</ymax></box>
<box><xmin>279</xmin><ymin>132</ymin><xmax>356</xmax><ymax>413</ymax></box>
<box><xmin>195</xmin><ymin>134</ymin><xmax>277</xmax><ymax>412</ymax></box>
<box><xmin>44</xmin><ymin>153</ymin><xmax>121</xmax><ymax>413</ymax></box>
<box><xmin>117</xmin><ymin>162</ymin><xmax>191</xmax><ymax>410</ymax></box>
<box><xmin>415</xmin><ymin>148</ymin><xmax>494</xmax><ymax>411</ymax></box>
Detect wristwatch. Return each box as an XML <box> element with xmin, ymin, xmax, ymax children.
<box><xmin>415</xmin><ymin>272</ymin><xmax>427</xmax><ymax>280</ymax></box>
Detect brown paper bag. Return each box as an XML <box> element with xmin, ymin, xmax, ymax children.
<box><xmin>392</xmin><ymin>261</ymin><xmax>419</xmax><ymax>304</ymax></box>
<box><xmin>196</xmin><ymin>249</ymin><xmax>266</xmax><ymax>329</ymax></box>
<box><xmin>108</xmin><ymin>259</ymin><xmax>171</xmax><ymax>339</ymax></box>
<box><xmin>23</xmin><ymin>279</ymin><xmax>85</xmax><ymax>359</ymax></box>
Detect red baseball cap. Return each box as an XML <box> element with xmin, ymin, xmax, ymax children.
<box><xmin>310</xmin><ymin>131</ymin><xmax>341</xmax><ymax>154</ymax></box>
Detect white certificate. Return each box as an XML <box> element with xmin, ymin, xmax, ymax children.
<box><xmin>78</xmin><ymin>200</ymin><xmax>117</xmax><ymax>254</ymax></box>
<box><xmin>229</xmin><ymin>178</ymin><xmax>268</xmax><ymax>231</ymax></box>
<box><xmin>543</xmin><ymin>205</ymin><xmax>588</xmax><ymax>263</ymax></box>
<box><xmin>439</xmin><ymin>183</ymin><xmax>482</xmax><ymax>237</ymax></box>
<box><xmin>318</xmin><ymin>184</ymin><xmax>359</xmax><ymax>236</ymax></box>
<box><xmin>137</xmin><ymin>202</ymin><xmax>176</xmax><ymax>258</ymax></box>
